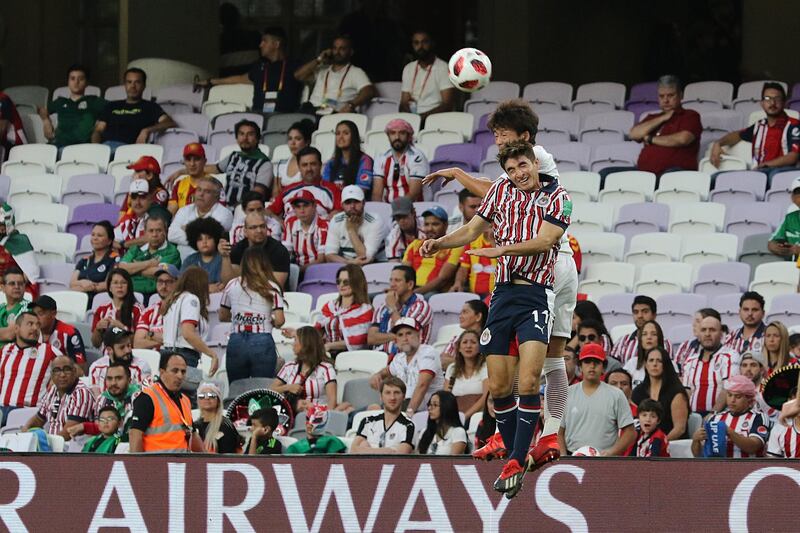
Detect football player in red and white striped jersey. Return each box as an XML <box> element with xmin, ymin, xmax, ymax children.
<box><xmin>683</xmin><ymin>315</ymin><xmax>741</xmax><ymax>415</ymax></box>
<box><xmin>0</xmin><ymin>311</ymin><xmax>61</xmax><ymax>415</ymax></box>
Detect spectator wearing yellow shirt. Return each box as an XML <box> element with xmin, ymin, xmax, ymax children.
<box><xmin>166</xmin><ymin>143</ymin><xmax>214</xmax><ymax>215</ymax></box>
<box><xmin>402</xmin><ymin>206</ymin><xmax>461</xmax><ymax>297</ymax></box>
<box><xmin>451</xmin><ymin>227</ymin><xmax>496</xmax><ymax>298</ymax></box>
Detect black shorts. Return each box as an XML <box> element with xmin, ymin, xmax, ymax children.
<box><xmin>479</xmin><ymin>283</ymin><xmax>554</xmax><ymax>356</ymax></box>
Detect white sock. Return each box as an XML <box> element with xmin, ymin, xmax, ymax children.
<box><xmin>541</xmin><ymin>357</ymin><xmax>568</xmax><ymax>437</ymax></box>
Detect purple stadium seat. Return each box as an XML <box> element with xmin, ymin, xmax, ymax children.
<box><xmin>692</xmin><ymin>262</ymin><xmax>751</xmax><ymax>296</ymax></box>
<box><xmin>156</xmin><ymin>84</ymin><xmax>204</xmax><ymax>111</ymax></box>
<box><xmin>214</xmin><ymin>112</ymin><xmax>264</xmax><ymax>132</ymax></box>
<box><xmin>297</xmin><ymin>263</ymin><xmax>342</xmax><ymax>307</ymax></box>
<box><xmin>710</xmin><ymin>171</ymin><xmax>767</xmax><ymax>201</ymax></box>
<box><xmin>613</xmin><ymin>203</ymin><xmax>669</xmax><ymax>249</ymax></box>
<box><xmin>208</xmin><ymin>130</ymin><xmax>237</xmax><ymax>151</ymax></box>
<box><xmin>579</xmin><ymin>111</ymin><xmax>634</xmax><ymax>146</ymax></box>
<box><xmin>473</xmin><ymin>130</ymin><xmax>495</xmax><ymax>155</ymax></box>
<box><xmin>765</xmin><ymin>170</ymin><xmax>800</xmax><ymax>203</ymax></box>
<box><xmin>155</xmin><ymin>129</ymin><xmax>200</xmax><ymax>149</ymax></box>
<box><xmin>597</xmin><ymin>293</ymin><xmax>635</xmax><ymax>330</ymax></box>
<box><xmin>626</xmin><ymin>103</ymin><xmax>660</xmax><ymax>122</ymax></box>
<box><xmin>572</xmin><ymin>82</ymin><xmax>626</xmax><ymax>115</ymax></box>
<box><xmin>523</xmin><ymin>82</ymin><xmax>573</xmax><ymax>113</ymax></box>
<box><xmin>362</xmin><ymin>262</ymin><xmax>395</xmax><ymax>294</ymax></box>
<box><xmin>626</xmin><ymin>82</ymin><xmax>658</xmax><ymax>107</ymax></box>
<box><xmin>61</xmin><ymin>173</ymin><xmax>114</xmax><ymax>211</ymax></box>
<box><xmin>171</xmin><ymin>113</ymin><xmax>211</xmax><ymax>142</ymax></box>
<box><xmin>429</xmin><ymin>292</ymin><xmax>479</xmax><ymax>334</ymax></box>
<box><xmin>474</xmin><ymin>113</ymin><xmax>490</xmax><ymax>135</ymax></box>
<box><xmin>656</xmin><ymin>294</ymin><xmax>708</xmax><ymax>333</ymax></box>
<box><xmin>463</xmin><ymin>100</ymin><xmax>498</xmax><ymax>125</ymax></box>
<box><xmin>724</xmin><ymin>202</ymin><xmax>781</xmax><ymax>250</ymax></box>
<box><xmin>39</xmin><ymin>262</ymin><xmax>74</xmax><ymax>294</ymax></box>
<box><xmin>430</xmin><ymin>143</ymin><xmax>482</xmax><ymax>172</ymax></box>
<box><xmin>67</xmin><ymin>202</ymin><xmax>119</xmax><ymax>243</ymax></box>
<box><xmin>738</xmin><ymin>233</ymin><xmax>784</xmax><ymax>275</ymax></box>
<box><xmin>549</xmin><ymin>142</ymin><xmax>592</xmax><ymax>172</ymax></box>
<box><xmin>667</xmin><ymin>324</ymin><xmax>694</xmax><ymax>347</ymax></box>
<box><xmin>684</xmin><ymin>81</ymin><xmax>734</xmax><ymax>108</ymax></box>
<box><xmin>470</xmin><ymin>81</ymin><xmax>520</xmax><ymax>101</ymax></box>
<box><xmin>765</xmin><ymin>294</ymin><xmax>800</xmax><ymax>326</ymax></box>
<box><xmin>710</xmin><ymin>293</ymin><xmax>744</xmax><ymax>331</ymax></box>
<box><xmin>589</xmin><ymin>142</ymin><xmax>641</xmax><ymax>172</ymax></box>
<box><xmin>364</xmin><ymin>99</ymin><xmax>400</xmax><ymax>121</ymax></box>
<box><xmin>74</xmin><ymin>234</ymin><xmax>92</xmax><ymax>262</ymax></box>
<box><xmin>700</xmin><ymin>110</ymin><xmax>744</xmax><ymax>135</ymax></box>
<box><xmin>538</xmin><ymin>111</ymin><xmax>580</xmax><ymax>139</ymax></box>
<box><xmin>536</xmin><ymin>131</ymin><xmax>571</xmax><ymax>147</ymax></box>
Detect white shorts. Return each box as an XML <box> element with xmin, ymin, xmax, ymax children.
<box><xmin>551</xmin><ymin>253</ymin><xmax>578</xmax><ymax>339</ymax></box>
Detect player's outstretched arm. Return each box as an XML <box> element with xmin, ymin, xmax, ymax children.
<box><xmin>420</xmin><ymin>214</ymin><xmax>489</xmax><ymax>257</ymax></box>
<box><xmin>421</xmin><ymin>167</ymin><xmax>492</xmax><ymax>197</ymax></box>
<box><xmin>467</xmin><ymin>221</ymin><xmax>564</xmax><ymax>258</ymax></box>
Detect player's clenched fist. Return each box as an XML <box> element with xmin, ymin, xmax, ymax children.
<box><xmin>419</xmin><ymin>238</ymin><xmax>440</xmax><ymax>257</ymax></box>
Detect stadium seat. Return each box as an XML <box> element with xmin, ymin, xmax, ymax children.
<box><xmin>698</xmin><ymin>154</ymin><xmax>748</xmax><ymax>174</ymax></box>
<box><xmin>522</xmin><ymin>82</ymin><xmax>573</xmax><ymax>112</ymax></box>
<box><xmin>3</xmin><ymin>144</ymin><xmax>58</xmax><ymax>174</ymax></box>
<box><xmin>558</xmin><ymin>171</ymin><xmax>601</xmax><ymax>201</ymax></box>
<box><xmin>107</xmin><ymin>144</ymin><xmax>163</xmax><ymax>178</ymax></box>
<box><xmin>765</xmin><ymin>170</ymin><xmax>800</xmax><ymax>207</ymax></box>
<box><xmin>625</xmin><ymin>233</ymin><xmax>682</xmax><ymax>267</ymax></box>
<box><xmin>536</xmin><ymin>131</ymin><xmax>571</xmax><ymax>146</ymax></box>
<box><xmin>430</xmin><ymin>143</ymin><xmax>482</xmax><ymax>172</ymax></box>
<box><xmin>738</xmin><ymin>233</ymin><xmax>784</xmax><ymax>275</ymax></box>
<box><xmin>8</xmin><ymin>173</ymin><xmax>62</xmax><ymax>204</ymax></box>
<box><xmin>335</xmin><ymin>350</ymin><xmax>388</xmax><ymax>375</ymax></box>
<box><xmin>625</xmin><ymin>81</ymin><xmax>658</xmax><ymax>108</ymax></box>
<box><xmin>53</xmin><ymin>85</ymin><xmax>101</xmax><ymax>100</ymax></box>
<box><xmin>470</xmin><ymin>81</ymin><xmax>520</xmax><ymax>101</ymax></box>
<box><xmin>724</xmin><ymin>202</ymin><xmax>781</xmax><ymax>248</ymax></box>
<box><xmin>571</xmin><ymin>82</ymin><xmax>626</xmax><ymax>114</ymax></box>
<box><xmin>463</xmin><ymin>100</ymin><xmax>498</xmax><ymax>124</ymax></box>
<box><xmin>538</xmin><ymin>111</ymin><xmax>581</xmax><ymax>139</ymax></box>
<box><xmin>15</xmin><ymin>204</ymin><xmax>69</xmax><ymax>233</ymax></box>
<box><xmin>654</xmin><ymin>171</ymin><xmax>711</xmax><ymax>203</ymax></box>
<box><xmin>634</xmin><ymin>262</ymin><xmax>693</xmax><ymax>298</ymax></box>
<box><xmin>655</xmin><ymin>293</ymin><xmax>708</xmax><ymax>333</ymax></box>
<box><xmin>626</xmin><ymin>102</ymin><xmax>660</xmax><ymax>122</ymax></box>
<box><xmin>37</xmin><ymin>262</ymin><xmax>74</xmax><ymax>293</ymax></box>
<box><xmin>416</xmin><ymin>130</ymin><xmax>462</xmax><ymax>158</ymax></box>
<box><xmin>212</xmin><ymin>111</ymin><xmax>264</xmax><ymax>132</ymax></box>
<box><xmin>132</xmin><ymin>349</ymin><xmax>161</xmax><ymax>376</ymax></box>
<box><xmin>47</xmin><ymin>290</ymin><xmax>88</xmax><ymax>323</ymax></box>
<box><xmin>710</xmin><ymin>293</ymin><xmax>744</xmax><ymax>331</ymax></box>
<box><xmin>311</xmin><ymin>130</ymin><xmax>336</xmax><ymax>160</ymax></box>
<box><xmin>297</xmin><ymin>264</ymin><xmax>341</xmax><ymax>307</ymax></box>
<box><xmin>579</xmin><ymin>262</ymin><xmax>636</xmax><ymax>300</ymax></box>
<box><xmin>433</xmin><ymin>324</ymin><xmax>463</xmax><ymax>350</ymax></box>
<box><xmin>264</xmin><ymin>113</ymin><xmax>316</xmax><ymax>134</ymax></box>
<box><xmin>67</xmin><ymin>203</ymin><xmax>119</xmax><ymax>242</ymax></box>
<box><xmin>363</xmin><ymin>98</ymin><xmax>400</xmax><ymax>120</ymax></box>
<box><xmin>0</xmin><ymin>174</ymin><xmax>8</xmax><ymax>202</ymax></box>
<box><xmin>424</xmin><ymin>112</ymin><xmax>474</xmax><ymax>141</ymax></box>
<box><xmin>710</xmin><ymin>171</ymin><xmax>766</xmax><ymax>202</ymax></box>
<box><xmin>765</xmin><ymin>294</ymin><xmax>800</xmax><ymax>326</ymax></box>
<box><xmin>667</xmin><ymin>324</ymin><xmax>694</xmax><ymax>347</ymax></box>
<box><xmin>570</xmin><ymin>202</ymin><xmax>614</xmax><ymax>233</ymax></box>
<box><xmin>104</xmin><ymin>85</ymin><xmax>152</xmax><ymax>101</ymax></box>
<box><xmin>576</xmin><ymin>232</ymin><xmax>626</xmax><ymax>265</ymax></box>
<box><xmin>599</xmin><ymin>171</ymin><xmax>656</xmax><ymax>205</ymax></box>
<box><xmin>597</xmin><ymin>293</ymin><xmax>635</xmax><ymax>330</ymax></box>
<box><xmin>4</xmin><ymin>85</ymin><xmax>48</xmax><ymax>112</ymax></box>
<box><xmin>318</xmin><ymin>113</ymin><xmax>368</xmax><ymax>135</ymax></box>
<box><xmin>691</xmin><ymin>262</ymin><xmax>751</xmax><ymax>296</ymax></box>
<box><xmin>684</xmin><ymin>81</ymin><xmax>734</xmax><ymax>109</ymax></box>
<box><xmin>668</xmin><ymin>202</ymin><xmax>725</xmax><ymax>234</ymax></box>
<box><xmin>362</xmin><ymin>262</ymin><xmax>395</xmax><ymax>294</ymax></box>
<box><xmin>282</xmin><ymin>292</ymin><xmax>313</xmax><ymax>323</ymax></box>
<box><xmin>579</xmin><ymin>111</ymin><xmax>634</xmax><ymax>145</ymax></box>
<box><xmin>271</xmin><ymin>144</ymin><xmax>291</xmax><ymax>163</ymax></box>
<box><xmin>374</xmin><ymin>81</ymin><xmax>402</xmax><ymax>101</ymax></box>
<box><xmin>429</xmin><ymin>292</ymin><xmax>479</xmax><ymax>333</ymax></box>
<box><xmin>433</xmin><ymin>181</ymin><xmax>465</xmax><ymax>213</ymax></box>
<box><xmin>206</xmin><ymin>83</ymin><xmax>253</xmax><ymax>108</ymax></box>
<box><xmin>202</xmin><ymin>101</ymin><xmax>247</xmax><ymax>120</ymax></box>
<box><xmin>588</xmin><ymin>142</ymin><xmax>641</xmax><ymax>173</ymax></box>
<box><xmin>750</xmin><ymin>262</ymin><xmax>800</xmax><ymax>307</ymax></box>
<box><xmin>172</xmin><ymin>113</ymin><xmax>211</xmax><ymax>142</ymax></box>
<box><xmin>680</xmin><ymin>233</ymin><xmax>738</xmax><ymax>270</ymax></box>
<box><xmin>155</xmin><ymin>83</ymin><xmax>204</xmax><ymax>112</ymax></box>
<box><xmin>55</xmin><ymin>143</ymin><xmax>111</xmax><ymax>176</ymax></box>
<box><xmin>27</xmin><ymin>231</ymin><xmax>77</xmax><ymax>265</ymax></box>
<box><xmin>613</xmin><ymin>202</ymin><xmax>669</xmax><ymax>246</ymax></box>
<box><xmin>155</xmin><ymin>128</ymin><xmax>199</xmax><ymax>149</ymax></box>
<box><xmin>548</xmin><ymin>142</ymin><xmax>592</xmax><ymax>172</ymax></box>
<box><xmin>749</xmin><ymin>108</ymin><xmax>800</xmax><ymax>126</ymax></box>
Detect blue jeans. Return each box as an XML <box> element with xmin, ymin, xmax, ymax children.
<box><xmin>226</xmin><ymin>332</ymin><xmax>278</xmax><ymax>383</ymax></box>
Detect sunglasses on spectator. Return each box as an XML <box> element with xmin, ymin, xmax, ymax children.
<box><xmin>98</xmin><ymin>416</ymin><xmax>119</xmax><ymax>423</ymax></box>
<box><xmin>578</xmin><ymin>334</ymin><xmax>598</xmax><ymax>342</ymax></box>
<box><xmin>52</xmin><ymin>366</ymin><xmax>75</xmax><ymax>374</ymax></box>
<box><xmin>197</xmin><ymin>393</ymin><xmax>218</xmax><ymax>400</ymax></box>
<box><xmin>336</xmin><ymin>278</ymin><xmax>350</xmax><ymax>286</ymax></box>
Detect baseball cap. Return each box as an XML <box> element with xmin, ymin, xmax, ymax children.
<box><xmin>740</xmin><ymin>350</ymin><xmax>766</xmax><ymax>368</ymax></box>
<box><xmin>792</xmin><ymin>177</ymin><xmax>800</xmax><ymax>193</ymax></box>
<box><xmin>126</xmin><ymin>155</ymin><xmax>161</xmax><ymax>174</ymax></box>
<box><xmin>578</xmin><ymin>343</ymin><xmax>606</xmax><ymax>362</ymax></box>
<box><xmin>129</xmin><ymin>179</ymin><xmax>150</xmax><ymax>196</ymax></box>
<box><xmin>103</xmin><ymin>326</ymin><xmax>132</xmax><ymax>347</ymax></box>
<box><xmin>31</xmin><ymin>295</ymin><xmax>57</xmax><ymax>311</ymax></box>
<box><xmin>154</xmin><ymin>263</ymin><xmax>180</xmax><ymax>279</ymax></box>
<box><xmin>289</xmin><ymin>190</ymin><xmax>315</xmax><ymax>205</ymax></box>
<box><xmin>422</xmin><ymin>206</ymin><xmax>448</xmax><ymax>222</ymax></box>
<box><xmin>391</xmin><ymin>197</ymin><xmax>413</xmax><ymax>217</ymax></box>
<box><xmin>341</xmin><ymin>185</ymin><xmax>365</xmax><ymax>203</ymax></box>
<box><xmin>183</xmin><ymin>142</ymin><xmax>206</xmax><ymax>159</ymax></box>
<box><xmin>391</xmin><ymin>317</ymin><xmax>420</xmax><ymax>334</ymax></box>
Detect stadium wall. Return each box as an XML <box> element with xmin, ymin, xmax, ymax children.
<box><xmin>0</xmin><ymin>456</ymin><xmax>796</xmax><ymax>532</ymax></box>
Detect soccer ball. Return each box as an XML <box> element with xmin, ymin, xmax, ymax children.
<box><xmin>448</xmin><ymin>48</ymin><xmax>492</xmax><ymax>92</ymax></box>
<box><xmin>573</xmin><ymin>446</ymin><xmax>600</xmax><ymax>457</ymax></box>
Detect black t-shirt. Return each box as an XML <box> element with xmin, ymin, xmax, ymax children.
<box><xmin>100</xmin><ymin>99</ymin><xmax>166</xmax><ymax>144</ymax></box>
<box><xmin>193</xmin><ymin>417</ymin><xmax>243</xmax><ymax>453</ymax></box>
<box><xmin>245</xmin><ymin>436</ymin><xmax>283</xmax><ymax>455</ymax></box>
<box><xmin>230</xmin><ymin>236</ymin><xmax>290</xmax><ymax>273</ymax></box>
<box><xmin>129</xmin><ymin>385</ymin><xmax>187</xmax><ymax>432</ymax></box>
<box><xmin>75</xmin><ymin>251</ymin><xmax>119</xmax><ymax>283</ymax></box>
<box><xmin>247</xmin><ymin>58</ymin><xmax>302</xmax><ymax>113</ymax></box>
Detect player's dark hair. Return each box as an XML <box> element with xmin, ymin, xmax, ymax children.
<box><xmin>92</xmin><ymin>221</ymin><xmax>115</xmax><ymax>241</ymax></box>
<box><xmin>497</xmin><ymin>140</ymin><xmax>536</xmax><ymax>171</ymax></box>
<box><xmin>632</xmin><ymin>295</ymin><xmax>657</xmax><ymax>314</ymax></box>
<box><xmin>380</xmin><ymin>375</ymin><xmax>407</xmax><ymax>395</ymax></box>
<box><xmin>333</xmin><ymin>34</ymin><xmax>353</xmax><ymax>47</ymax></box>
<box><xmin>762</xmin><ymin>82</ymin><xmax>786</xmax><ymax>101</ymax></box>
<box><xmin>234</xmin><ymin>119</ymin><xmax>261</xmax><ymax>139</ymax></box>
<box><xmin>241</xmin><ymin>190</ymin><xmax>266</xmax><ymax>209</ymax></box>
<box><xmin>740</xmin><ymin>291</ymin><xmax>765</xmax><ymax>310</ymax></box>
<box><xmin>250</xmin><ymin>408</ymin><xmax>278</xmax><ymax>431</ymax></box>
<box><xmin>186</xmin><ymin>216</ymin><xmax>225</xmax><ymax>252</ymax></box>
<box><xmin>15</xmin><ymin>311</ymin><xmax>37</xmax><ymax>325</ymax></box>
<box><xmin>392</xmin><ymin>264</ymin><xmax>416</xmax><ymax>285</ymax></box>
<box><xmin>789</xmin><ymin>333</ymin><xmax>800</xmax><ymax>349</ymax></box>
<box><xmin>458</xmin><ymin>188</ymin><xmax>480</xmax><ymax>203</ymax></box>
<box><xmin>67</xmin><ymin>64</ymin><xmax>90</xmax><ymax>79</ymax></box>
<box><xmin>637</xmin><ymin>398</ymin><xmax>664</xmax><ymax>421</ymax></box>
<box><xmin>487</xmin><ymin>99</ymin><xmax>538</xmax><ymax>140</ymax></box>
<box><xmin>418</xmin><ymin>391</ymin><xmax>463</xmax><ymax>454</ymax></box>
<box><xmin>297</xmin><ymin>146</ymin><xmax>322</xmax><ymax>163</ymax></box>
<box><xmin>697</xmin><ymin>307</ymin><xmax>721</xmax><ymax>321</ymax></box>
<box><xmin>124</xmin><ymin>67</ymin><xmax>147</xmax><ymax>85</ymax></box>
<box><xmin>474</xmin><ymin>391</ymin><xmax>496</xmax><ymax>447</ymax></box>
<box><xmin>159</xmin><ymin>351</ymin><xmax>187</xmax><ymax>371</ymax></box>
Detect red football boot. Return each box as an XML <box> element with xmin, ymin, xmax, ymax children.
<box><xmin>527</xmin><ymin>433</ymin><xmax>561</xmax><ymax>472</ymax></box>
<box><xmin>492</xmin><ymin>456</ymin><xmax>534</xmax><ymax>499</ymax></box>
<box><xmin>471</xmin><ymin>432</ymin><xmax>507</xmax><ymax>461</ymax></box>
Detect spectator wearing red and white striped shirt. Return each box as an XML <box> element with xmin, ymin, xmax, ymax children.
<box><xmin>32</xmin><ymin>295</ymin><xmax>86</xmax><ymax>365</ymax></box>
<box><xmin>90</xmin><ymin>268</ymin><xmax>144</xmax><ymax>350</ymax></box>
<box><xmin>372</xmin><ymin>119</ymin><xmax>428</xmax><ymax>203</ymax></box>
<box><xmin>386</xmin><ymin>198</ymin><xmax>424</xmax><ymax>261</ymax></box>
<box><xmin>683</xmin><ymin>316</ymin><xmax>741</xmax><ymax>415</ymax></box>
<box><xmin>24</xmin><ymin>355</ymin><xmax>95</xmax><ymax>442</ymax></box>
<box><xmin>0</xmin><ymin>311</ymin><xmax>61</xmax><ymax>418</ymax></box>
<box><xmin>673</xmin><ymin>308</ymin><xmax>721</xmax><ymax>373</ymax></box>
<box><xmin>267</xmin><ymin>147</ymin><xmax>341</xmax><ymax>221</ymax></box>
<box><xmin>368</xmin><ymin>264</ymin><xmax>432</xmax><ymax>356</ymax></box>
<box><xmin>133</xmin><ymin>265</ymin><xmax>178</xmax><ymax>350</ymax></box>
<box><xmin>282</xmin><ymin>190</ymin><xmax>329</xmax><ymax>270</ymax></box>
<box><xmin>723</xmin><ymin>292</ymin><xmax>766</xmax><ymax>355</ymax></box>
<box><xmin>89</xmin><ymin>327</ymin><xmax>152</xmax><ymax>391</ymax></box>
<box><xmin>220</xmin><ymin>245</ymin><xmax>286</xmax><ymax>383</ymax></box>
<box><xmin>230</xmin><ymin>191</ymin><xmax>282</xmax><ymax>245</ymax></box>
<box><xmin>611</xmin><ymin>296</ymin><xmax>672</xmax><ymax>364</ymax></box>
<box><xmin>271</xmin><ymin>326</ymin><xmax>336</xmax><ymax>412</ymax></box>
<box><xmin>691</xmin><ymin>375</ymin><xmax>768</xmax><ymax>458</ymax></box>
<box><xmin>767</xmin><ymin>418</ymin><xmax>800</xmax><ymax>458</ymax></box>
<box><xmin>312</xmin><ymin>264</ymin><xmax>372</xmax><ymax>354</ymax></box>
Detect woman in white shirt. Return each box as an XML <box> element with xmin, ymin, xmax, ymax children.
<box><xmin>418</xmin><ymin>391</ymin><xmax>467</xmax><ymax>455</ymax></box>
<box><xmin>444</xmin><ymin>330</ymin><xmax>489</xmax><ymax>419</ymax></box>
<box><xmin>161</xmin><ymin>266</ymin><xmax>218</xmax><ymax>376</ymax></box>
<box><xmin>439</xmin><ymin>300</ymin><xmax>487</xmax><ymax>370</ymax></box>
<box><xmin>272</xmin><ymin>119</ymin><xmax>314</xmax><ymax>197</ymax></box>
<box><xmin>271</xmin><ymin>326</ymin><xmax>337</xmax><ymax>412</ymax></box>
<box><xmin>220</xmin><ymin>246</ymin><xmax>285</xmax><ymax>382</ymax></box>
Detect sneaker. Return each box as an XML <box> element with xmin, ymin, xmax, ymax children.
<box><xmin>528</xmin><ymin>433</ymin><xmax>560</xmax><ymax>472</ymax></box>
<box><xmin>472</xmin><ymin>433</ymin><xmax>507</xmax><ymax>461</ymax></box>
<box><xmin>492</xmin><ymin>457</ymin><xmax>532</xmax><ymax>499</ymax></box>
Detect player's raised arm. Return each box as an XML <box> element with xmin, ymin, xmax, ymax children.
<box><xmin>421</xmin><ymin>167</ymin><xmax>493</xmax><ymax>197</ymax></box>
<box><xmin>468</xmin><ymin>220</ymin><xmax>565</xmax><ymax>258</ymax></box>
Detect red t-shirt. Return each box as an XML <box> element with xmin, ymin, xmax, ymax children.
<box><xmin>636</xmin><ymin>108</ymin><xmax>702</xmax><ymax>175</ymax></box>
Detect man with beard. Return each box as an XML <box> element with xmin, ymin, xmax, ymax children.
<box><xmin>298</xmin><ymin>35</ymin><xmax>375</xmax><ymax>114</ymax></box>
<box><xmin>399</xmin><ymin>30</ymin><xmax>454</xmax><ymax>121</ymax></box>
<box><xmin>89</xmin><ymin>327</ymin><xmax>153</xmax><ymax>390</ymax></box>
<box><xmin>683</xmin><ymin>316</ymin><xmax>741</xmax><ymax>416</ymax></box>
<box><xmin>372</xmin><ymin>119</ymin><xmax>429</xmax><ymax>203</ymax></box>
<box><xmin>711</xmin><ymin>82</ymin><xmax>800</xmax><ymax>178</ymax></box>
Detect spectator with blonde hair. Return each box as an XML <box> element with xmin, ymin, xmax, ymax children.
<box><xmin>193</xmin><ymin>382</ymin><xmax>242</xmax><ymax>453</ymax></box>
<box><xmin>762</xmin><ymin>321</ymin><xmax>796</xmax><ymax>376</ymax></box>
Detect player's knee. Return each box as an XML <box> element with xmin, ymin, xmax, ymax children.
<box><xmin>488</xmin><ymin>380</ymin><xmax>512</xmax><ymax>398</ymax></box>
<box><xmin>518</xmin><ymin>374</ymin><xmax>540</xmax><ymax>395</ymax></box>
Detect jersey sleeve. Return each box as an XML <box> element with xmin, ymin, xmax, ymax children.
<box><xmin>357</xmin><ymin>154</ymin><xmax>374</xmax><ymax>190</ymax></box>
<box><xmin>66</xmin><ymin>329</ymin><xmax>87</xmax><ymax>364</ymax></box>
<box><xmin>401</xmin><ymin>419</ymin><xmax>415</xmax><ymax>447</ymax></box>
<box><xmin>255</xmin><ymin>160</ymin><xmax>273</xmax><ymax>188</ymax></box>
<box><xmin>65</xmin><ymin>388</ymin><xmax>96</xmax><ymax>422</ymax></box>
<box><xmin>373</xmin><ymin>153</ymin><xmax>387</xmax><ymax>178</ymax></box>
<box><xmin>417</xmin><ymin>348</ymin><xmax>439</xmax><ymax>376</ymax></box>
<box><xmin>544</xmin><ymin>189</ymin><xmax>572</xmax><ymax>230</ymax></box>
<box><xmin>476</xmin><ymin>180</ymin><xmax>502</xmax><ymax>222</ymax></box>
<box><xmin>748</xmin><ymin>413</ymin><xmax>770</xmax><ymax>443</ymax></box>
<box><xmin>789</xmin><ymin>123</ymin><xmax>800</xmax><ymax>153</ymax></box>
<box><xmin>400</xmin><ymin>63</ymin><xmax>413</xmax><ymax>93</ymax></box>
<box><xmin>356</xmin><ymin>417</ymin><xmax>368</xmax><ymax>438</ymax></box>
<box><xmin>738</xmin><ymin>124</ymin><xmax>755</xmax><ymax>143</ymax></box>
<box><xmin>684</xmin><ymin>110</ymin><xmax>703</xmax><ymax>138</ymax></box>
<box><xmin>217</xmin><ymin>154</ymin><xmax>233</xmax><ymax>172</ymax></box>
<box><xmin>180</xmin><ymin>294</ymin><xmax>201</xmax><ymax>325</ymax></box>
<box><xmin>351</xmin><ymin>67</ymin><xmax>372</xmax><ymax>91</ymax></box>
<box><xmin>324</xmin><ymin>219</ymin><xmax>342</xmax><ymax>255</ymax></box>
<box><xmin>766</xmin><ymin>424</ymin><xmax>785</xmax><ymax>457</ymax></box>
<box><xmin>271</xmin><ymin>282</ymin><xmax>285</xmax><ymax>310</ymax></box>
<box><xmin>407</xmin><ymin>150</ymin><xmax>429</xmax><ymax>179</ymax></box>
<box><xmin>220</xmin><ymin>279</ymin><xmax>236</xmax><ymax>309</ymax></box>
<box><xmin>446</xmin><ymin>246</ymin><xmax>464</xmax><ymax>266</ymax></box>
